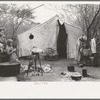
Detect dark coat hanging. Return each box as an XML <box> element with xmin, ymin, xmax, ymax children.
<box><xmin>57</xmin><ymin>20</ymin><xmax>68</xmax><ymax>58</ymax></box>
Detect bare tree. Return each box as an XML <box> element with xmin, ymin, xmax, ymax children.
<box><xmin>0</xmin><ymin>4</ymin><xmax>43</xmax><ymax>40</ymax></box>
<box><xmin>45</xmin><ymin>4</ymin><xmax>100</xmax><ymax>36</ymax></box>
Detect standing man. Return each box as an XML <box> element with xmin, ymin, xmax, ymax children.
<box><xmin>76</xmin><ymin>35</ymin><xmax>88</xmax><ymax>63</ymax></box>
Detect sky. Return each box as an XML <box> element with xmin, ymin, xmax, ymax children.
<box><xmin>29</xmin><ymin>4</ymin><xmax>57</xmax><ymax>23</ymax></box>
<box><xmin>33</xmin><ymin>6</ymin><xmax>57</xmax><ymax>23</ymax></box>
<box><xmin>0</xmin><ymin>2</ymin><xmax>79</xmax><ymax>25</ymax></box>
<box><xmin>15</xmin><ymin>3</ymin><xmax>58</xmax><ymax>23</ymax></box>
<box><xmin>0</xmin><ymin>2</ymin><xmax>78</xmax><ymax>24</ymax></box>
<box><xmin>27</xmin><ymin>4</ymin><xmax>77</xmax><ymax>24</ymax></box>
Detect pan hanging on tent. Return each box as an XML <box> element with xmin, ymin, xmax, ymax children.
<box><xmin>29</xmin><ymin>33</ymin><xmax>34</xmax><ymax>40</ymax></box>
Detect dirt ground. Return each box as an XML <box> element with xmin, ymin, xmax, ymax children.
<box><xmin>18</xmin><ymin>58</ymin><xmax>100</xmax><ymax>82</ymax></box>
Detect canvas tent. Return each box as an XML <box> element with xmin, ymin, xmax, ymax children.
<box><xmin>17</xmin><ymin>15</ymin><xmax>82</xmax><ymax>59</ymax></box>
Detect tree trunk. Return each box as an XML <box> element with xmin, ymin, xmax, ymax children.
<box><xmin>86</xmin><ymin>7</ymin><xmax>100</xmax><ymax>44</ymax></box>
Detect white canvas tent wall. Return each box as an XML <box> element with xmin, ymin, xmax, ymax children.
<box><xmin>17</xmin><ymin>15</ymin><xmax>82</xmax><ymax>58</ymax></box>
<box><xmin>64</xmin><ymin>23</ymin><xmax>82</xmax><ymax>58</ymax></box>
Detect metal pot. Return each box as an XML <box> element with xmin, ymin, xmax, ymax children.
<box><xmin>71</xmin><ymin>72</ymin><xmax>82</xmax><ymax>81</ymax></box>
<box><xmin>71</xmin><ymin>75</ymin><xmax>82</xmax><ymax>81</ymax></box>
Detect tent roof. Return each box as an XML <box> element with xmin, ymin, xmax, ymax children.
<box><xmin>18</xmin><ymin>14</ymin><xmax>82</xmax><ymax>35</ymax></box>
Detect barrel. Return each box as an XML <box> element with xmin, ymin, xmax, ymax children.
<box><xmin>0</xmin><ymin>62</ymin><xmax>20</xmax><ymax>77</ymax></box>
